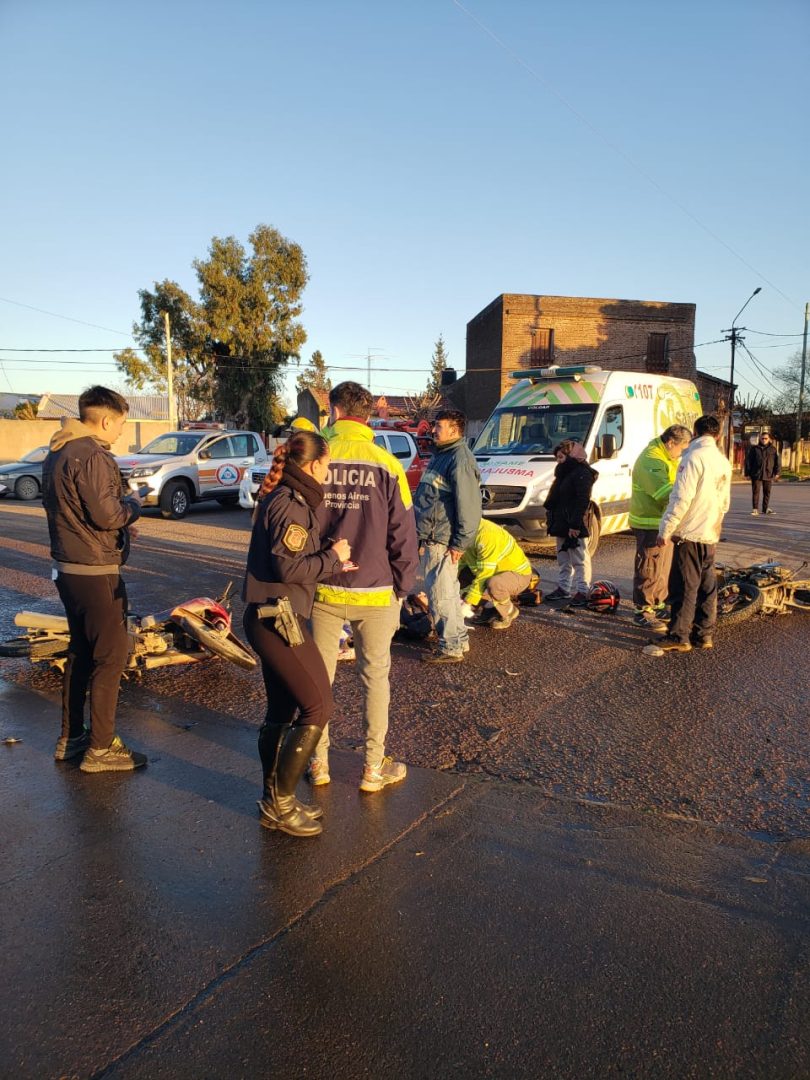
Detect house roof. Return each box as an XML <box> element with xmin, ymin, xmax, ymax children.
<box><xmin>374</xmin><ymin>395</ymin><xmax>412</xmax><ymax>416</ymax></box>
<box><xmin>36</xmin><ymin>394</ymin><xmax>174</xmax><ymax>421</ymax></box>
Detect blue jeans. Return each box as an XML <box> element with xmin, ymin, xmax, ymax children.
<box><xmin>420</xmin><ymin>543</ymin><xmax>468</xmax><ymax>656</ymax></box>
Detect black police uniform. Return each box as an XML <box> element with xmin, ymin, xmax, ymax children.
<box><xmin>242</xmin><ymin>460</ymin><xmax>342</xmax><ymax>837</ymax></box>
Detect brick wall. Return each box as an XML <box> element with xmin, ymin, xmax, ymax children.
<box><xmin>465</xmin><ymin>293</ymin><xmax>720</xmax><ymax>424</ymax></box>
<box><xmin>465</xmin><ymin>296</ymin><xmax>505</xmax><ymax>423</ymax></box>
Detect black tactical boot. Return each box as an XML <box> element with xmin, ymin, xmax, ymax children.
<box><xmin>258</xmin><ymin>724</ymin><xmax>323</xmax><ymax>837</ymax></box>
<box><xmin>258</xmin><ymin>722</ymin><xmax>323</xmax><ymax>822</ymax></box>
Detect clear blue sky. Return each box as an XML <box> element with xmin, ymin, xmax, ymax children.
<box><xmin>1</xmin><ymin>0</ymin><xmax>807</xmax><ymax>411</ymax></box>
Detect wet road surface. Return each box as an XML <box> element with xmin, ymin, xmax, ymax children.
<box><xmin>1</xmin><ymin>484</ymin><xmax>808</xmax><ymax>1077</ymax></box>
<box><xmin>1</xmin><ymin>483</ymin><xmax>807</xmax><ymax>840</ymax></box>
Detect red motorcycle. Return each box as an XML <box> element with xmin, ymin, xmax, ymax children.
<box><xmin>0</xmin><ymin>583</ymin><xmax>256</xmax><ymax>674</ymax></box>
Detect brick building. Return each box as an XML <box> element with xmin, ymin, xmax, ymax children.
<box><xmin>458</xmin><ymin>293</ymin><xmax>728</xmax><ymax>430</ymax></box>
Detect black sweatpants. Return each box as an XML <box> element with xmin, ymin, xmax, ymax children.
<box><xmin>243</xmin><ymin>605</ymin><xmax>333</xmax><ymax>730</ymax></box>
<box><xmin>667</xmin><ymin>540</ymin><xmax>718</xmax><ymax>645</ymax></box>
<box><xmin>751</xmin><ymin>479</ymin><xmax>773</xmax><ymax>512</ymax></box>
<box><xmin>55</xmin><ymin>572</ymin><xmax>130</xmax><ymax>748</ymax></box>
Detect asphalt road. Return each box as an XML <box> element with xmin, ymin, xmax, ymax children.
<box><xmin>0</xmin><ymin>482</ymin><xmax>808</xmax><ymax>839</ymax></box>
<box><xmin>0</xmin><ymin>483</ymin><xmax>808</xmax><ymax>1078</ymax></box>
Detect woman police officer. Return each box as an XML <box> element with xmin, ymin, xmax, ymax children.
<box><xmin>243</xmin><ymin>430</ymin><xmax>352</xmax><ymax>838</ymax></box>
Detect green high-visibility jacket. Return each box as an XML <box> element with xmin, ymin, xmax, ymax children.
<box><xmin>459</xmin><ymin>519</ymin><xmax>531</xmax><ymax>606</ymax></box>
<box><xmin>629</xmin><ymin>437</ymin><xmax>678</xmax><ymax>530</ymax></box>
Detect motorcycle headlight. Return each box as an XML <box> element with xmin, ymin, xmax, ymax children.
<box><xmin>130</xmin><ymin>466</ymin><xmax>159</xmax><ymax>478</ymax></box>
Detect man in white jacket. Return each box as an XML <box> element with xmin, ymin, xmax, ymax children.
<box><xmin>653</xmin><ymin>415</ymin><xmax>732</xmax><ymax>652</ymax></box>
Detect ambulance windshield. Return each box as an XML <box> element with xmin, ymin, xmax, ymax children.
<box><xmin>474</xmin><ymin>404</ymin><xmax>596</xmax><ymax>456</ymax></box>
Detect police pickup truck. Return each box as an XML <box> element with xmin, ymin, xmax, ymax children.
<box><xmin>117</xmin><ymin>425</ymin><xmax>268</xmax><ymax>519</ymax></box>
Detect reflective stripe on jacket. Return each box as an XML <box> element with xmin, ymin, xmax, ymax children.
<box><xmin>459</xmin><ymin>519</ymin><xmax>532</xmax><ymax>606</ymax></box>
<box><xmin>629</xmin><ymin>437</ymin><xmax>678</xmax><ymax>530</ymax></box>
<box><xmin>315</xmin><ymin>420</ymin><xmax>418</xmax><ymax>606</ymax></box>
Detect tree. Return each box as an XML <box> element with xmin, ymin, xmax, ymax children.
<box><xmin>13</xmin><ymin>400</ymin><xmax>38</xmax><ymax>420</ymax></box>
<box><xmin>771</xmin><ymin>350</ymin><xmax>805</xmax><ymax>415</ymax></box>
<box><xmin>426</xmin><ymin>334</ymin><xmax>449</xmax><ymax>396</ymax></box>
<box><xmin>404</xmin><ymin>389</ymin><xmax>442</xmax><ymax>424</ymax></box>
<box><xmin>114</xmin><ymin>280</ymin><xmax>212</xmax><ymax>421</ymax></box>
<box><xmin>295</xmin><ymin>350</ymin><xmax>332</xmax><ymax>396</ymax></box>
<box><xmin>115</xmin><ymin>224</ymin><xmax>309</xmax><ymax>431</ymax></box>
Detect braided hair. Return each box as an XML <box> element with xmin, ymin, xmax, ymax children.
<box><xmin>252</xmin><ymin>430</ymin><xmax>329</xmax><ymax>521</ymax></box>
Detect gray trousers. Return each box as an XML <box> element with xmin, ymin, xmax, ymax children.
<box><xmin>554</xmin><ymin>538</ymin><xmax>591</xmax><ymax>594</ymax></box>
<box><xmin>310</xmin><ymin>596</ymin><xmax>401</xmax><ymax>769</ymax></box>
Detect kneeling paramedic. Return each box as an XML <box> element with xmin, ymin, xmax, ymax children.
<box><xmin>459</xmin><ymin>519</ymin><xmax>532</xmax><ymax>630</ymax></box>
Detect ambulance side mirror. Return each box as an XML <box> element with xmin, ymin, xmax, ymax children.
<box><xmin>597</xmin><ymin>434</ymin><xmax>617</xmax><ymax>460</ymax></box>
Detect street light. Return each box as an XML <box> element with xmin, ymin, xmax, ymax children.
<box><xmin>722</xmin><ymin>287</ymin><xmax>762</xmax><ymax>458</ymax></box>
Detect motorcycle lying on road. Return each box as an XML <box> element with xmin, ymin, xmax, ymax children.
<box><xmin>717</xmin><ymin>561</ymin><xmax>810</xmax><ymax>622</ymax></box>
<box><xmin>0</xmin><ymin>582</ymin><xmax>256</xmax><ymax>674</ymax></box>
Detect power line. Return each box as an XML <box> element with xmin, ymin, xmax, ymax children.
<box><xmin>738</xmin><ymin>343</ymin><xmax>783</xmax><ymax>395</ymax></box>
<box><xmin>746</xmin><ymin>329</ymin><xmax>804</xmax><ymax>338</ymax></box>
<box><xmin>0</xmin><ymin>296</ymin><xmax>133</xmax><ymax>337</ymax></box>
<box><xmin>0</xmin><ymin>347</ymin><xmax>136</xmax><ymax>353</ymax></box>
<box><xmin>451</xmin><ymin>0</ymin><xmax>794</xmax><ymax>307</ymax></box>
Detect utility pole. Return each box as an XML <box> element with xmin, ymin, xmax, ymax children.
<box><xmin>795</xmin><ymin>301</ymin><xmax>809</xmax><ymax>470</ymax></box>
<box><xmin>722</xmin><ymin>287</ymin><xmax>761</xmax><ymax>461</ymax></box>
<box><xmin>163</xmin><ymin>311</ymin><xmax>177</xmax><ymax>428</ymax></box>
<box><xmin>722</xmin><ymin>325</ymin><xmax>745</xmax><ymax>459</ymax></box>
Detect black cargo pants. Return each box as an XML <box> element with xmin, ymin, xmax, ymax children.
<box><xmin>667</xmin><ymin>540</ymin><xmax>718</xmax><ymax>645</ymax></box>
<box><xmin>55</xmin><ymin>572</ymin><xmax>130</xmax><ymax>748</ymax></box>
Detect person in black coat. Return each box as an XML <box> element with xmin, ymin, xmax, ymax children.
<box><xmin>543</xmin><ymin>441</ymin><xmax>598</xmax><ymax>606</ymax></box>
<box><xmin>243</xmin><ymin>431</ymin><xmax>352</xmax><ymax>838</ymax></box>
<box><xmin>744</xmin><ymin>432</ymin><xmax>780</xmax><ymax>515</ymax></box>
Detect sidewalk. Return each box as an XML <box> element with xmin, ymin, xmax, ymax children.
<box><xmin>1</xmin><ymin>678</ymin><xmax>807</xmax><ymax>1079</ymax></box>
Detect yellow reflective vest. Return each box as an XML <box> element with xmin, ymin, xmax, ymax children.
<box><xmin>459</xmin><ymin>519</ymin><xmax>531</xmax><ymax>606</ymax></box>
<box><xmin>629</xmin><ymin>437</ymin><xmax>678</xmax><ymax>530</ymax></box>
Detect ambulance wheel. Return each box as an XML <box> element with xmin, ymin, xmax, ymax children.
<box><xmin>585</xmin><ymin>510</ymin><xmax>601</xmax><ymax>556</ymax></box>
<box><xmin>160</xmin><ymin>481</ymin><xmax>191</xmax><ymax>519</ymax></box>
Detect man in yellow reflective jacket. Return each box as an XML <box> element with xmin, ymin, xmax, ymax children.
<box><xmin>459</xmin><ymin>519</ymin><xmax>532</xmax><ymax>631</ymax></box>
<box><xmin>628</xmin><ymin>425</ymin><xmax>692</xmax><ymax>630</ymax></box>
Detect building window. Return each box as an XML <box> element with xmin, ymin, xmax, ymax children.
<box><xmin>530</xmin><ymin>328</ymin><xmax>555</xmax><ymax>365</ymax></box>
<box><xmin>646</xmin><ymin>333</ymin><xmax>670</xmax><ymax>373</ymax></box>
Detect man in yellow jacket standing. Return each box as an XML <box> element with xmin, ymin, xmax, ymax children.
<box><xmin>459</xmin><ymin>519</ymin><xmax>532</xmax><ymax>631</ymax></box>
<box><xmin>628</xmin><ymin>424</ymin><xmax>692</xmax><ymax>631</ymax></box>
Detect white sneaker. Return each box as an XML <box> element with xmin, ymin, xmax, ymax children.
<box><xmin>359</xmin><ymin>755</ymin><xmax>407</xmax><ymax>792</ymax></box>
<box><xmin>750</xmin><ymin>509</ymin><xmax>759</xmax><ymax>516</ymax></box>
<box><xmin>306</xmin><ymin>758</ymin><xmax>331</xmax><ymax>786</ymax></box>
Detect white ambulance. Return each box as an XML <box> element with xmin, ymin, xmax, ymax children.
<box><xmin>473</xmin><ymin>365</ymin><xmax>702</xmax><ymax>552</ymax></box>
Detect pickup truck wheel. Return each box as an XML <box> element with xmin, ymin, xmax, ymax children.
<box><xmin>15</xmin><ymin>475</ymin><xmax>40</xmax><ymax>501</ymax></box>
<box><xmin>160</xmin><ymin>481</ymin><xmax>191</xmax><ymax>519</ymax></box>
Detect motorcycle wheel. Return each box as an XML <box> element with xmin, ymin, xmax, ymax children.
<box><xmin>717</xmin><ymin>581</ymin><xmax>764</xmax><ymax>622</ymax></box>
<box><xmin>0</xmin><ymin>636</ymin><xmax>67</xmax><ymax>658</ymax></box>
<box><xmin>174</xmin><ymin>611</ymin><xmax>257</xmax><ymax>670</ymax></box>
<box><xmin>791</xmin><ymin>585</ymin><xmax>810</xmax><ymax>611</ymax></box>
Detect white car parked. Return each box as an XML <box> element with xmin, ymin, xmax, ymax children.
<box><xmin>239</xmin><ymin>428</ymin><xmax>428</xmax><ymax>509</ymax></box>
